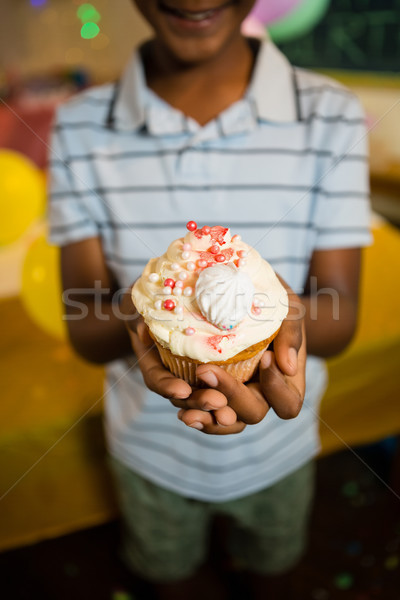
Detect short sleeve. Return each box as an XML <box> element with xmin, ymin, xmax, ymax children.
<box><xmin>47</xmin><ymin>112</ymin><xmax>99</xmax><ymax>247</ymax></box>
<box><xmin>314</xmin><ymin>95</ymin><xmax>372</xmax><ymax>250</ymax></box>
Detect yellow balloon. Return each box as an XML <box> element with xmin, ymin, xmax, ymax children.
<box><xmin>0</xmin><ymin>150</ymin><xmax>46</xmax><ymax>245</ymax></box>
<box><xmin>21</xmin><ymin>235</ymin><xmax>66</xmax><ymax>340</ymax></box>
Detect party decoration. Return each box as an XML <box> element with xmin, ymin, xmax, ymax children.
<box><xmin>77</xmin><ymin>3</ymin><xmax>101</xmax><ymax>39</ymax></box>
<box><xmin>268</xmin><ymin>0</ymin><xmax>331</xmax><ymax>44</ymax></box>
<box><xmin>77</xmin><ymin>3</ymin><xmax>101</xmax><ymax>23</ymax></box>
<box><xmin>241</xmin><ymin>16</ymin><xmax>266</xmax><ymax>39</ymax></box>
<box><xmin>81</xmin><ymin>22</ymin><xmax>100</xmax><ymax>39</ymax></box>
<box><xmin>0</xmin><ymin>151</ymin><xmax>45</xmax><ymax>246</ymax></box>
<box><xmin>21</xmin><ymin>235</ymin><xmax>66</xmax><ymax>340</ymax></box>
<box><xmin>251</xmin><ymin>0</ymin><xmax>302</xmax><ymax>25</ymax></box>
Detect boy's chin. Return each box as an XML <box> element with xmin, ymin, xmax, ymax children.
<box><xmin>160</xmin><ymin>34</ymin><xmax>234</xmax><ymax>65</ymax></box>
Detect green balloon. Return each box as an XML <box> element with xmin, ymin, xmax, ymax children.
<box><xmin>268</xmin><ymin>0</ymin><xmax>331</xmax><ymax>43</ymax></box>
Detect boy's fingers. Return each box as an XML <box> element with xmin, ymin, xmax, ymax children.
<box><xmin>130</xmin><ymin>330</ymin><xmax>192</xmax><ymax>401</ymax></box>
<box><xmin>178</xmin><ymin>408</ymin><xmax>246</xmax><ymax>435</ymax></box>
<box><xmin>170</xmin><ymin>388</ymin><xmax>228</xmax><ymax>411</ymax></box>
<box><xmin>136</xmin><ymin>320</ymin><xmax>153</xmax><ymax>345</ymax></box>
<box><xmin>273</xmin><ymin>315</ymin><xmax>303</xmax><ymax>377</ymax></box>
<box><xmin>259</xmin><ymin>351</ymin><xmax>303</xmax><ymax>420</ymax></box>
<box><xmin>196</xmin><ymin>364</ymin><xmax>269</xmax><ymax>425</ymax></box>
<box><xmin>274</xmin><ymin>276</ymin><xmax>305</xmax><ymax>377</ymax></box>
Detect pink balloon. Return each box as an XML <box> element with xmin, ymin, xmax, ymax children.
<box><xmin>241</xmin><ymin>16</ymin><xmax>266</xmax><ymax>39</ymax></box>
<box><xmin>251</xmin><ymin>0</ymin><xmax>302</xmax><ymax>25</ymax></box>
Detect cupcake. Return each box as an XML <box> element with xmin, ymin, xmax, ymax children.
<box><xmin>131</xmin><ymin>222</ymin><xmax>288</xmax><ymax>386</ymax></box>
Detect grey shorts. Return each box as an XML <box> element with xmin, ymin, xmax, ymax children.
<box><xmin>109</xmin><ymin>456</ymin><xmax>315</xmax><ymax>583</ymax></box>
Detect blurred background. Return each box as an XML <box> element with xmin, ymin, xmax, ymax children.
<box><xmin>0</xmin><ymin>1</ymin><xmax>400</xmax><ymax>599</ymax></box>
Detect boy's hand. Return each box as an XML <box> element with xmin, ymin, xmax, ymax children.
<box><xmin>176</xmin><ymin>313</ymin><xmax>306</xmax><ymax>434</ymax></box>
<box><xmin>126</xmin><ymin>281</ymin><xmax>306</xmax><ymax>435</ymax></box>
<box><xmin>124</xmin><ymin>305</ymin><xmax>193</xmax><ymax>403</ymax></box>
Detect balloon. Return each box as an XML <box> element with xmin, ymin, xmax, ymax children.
<box><xmin>21</xmin><ymin>235</ymin><xmax>66</xmax><ymax>340</ymax></box>
<box><xmin>268</xmin><ymin>0</ymin><xmax>331</xmax><ymax>43</ymax></box>
<box><xmin>241</xmin><ymin>15</ymin><xmax>267</xmax><ymax>39</ymax></box>
<box><xmin>0</xmin><ymin>150</ymin><xmax>46</xmax><ymax>246</ymax></box>
<box><xmin>251</xmin><ymin>0</ymin><xmax>302</xmax><ymax>25</ymax></box>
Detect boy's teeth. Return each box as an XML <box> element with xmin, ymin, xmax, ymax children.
<box><xmin>178</xmin><ymin>9</ymin><xmax>215</xmax><ymax>20</ymax></box>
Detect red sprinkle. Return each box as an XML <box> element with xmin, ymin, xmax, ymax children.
<box><xmin>163</xmin><ymin>299</ymin><xmax>176</xmax><ymax>311</ymax></box>
<box><xmin>199</xmin><ymin>247</ymin><xmax>234</xmax><ymax>267</ymax></box>
<box><xmin>207</xmin><ymin>334</ymin><xmax>232</xmax><ymax>353</ymax></box>
<box><xmin>210</xmin><ymin>244</ymin><xmax>219</xmax><ymax>254</ymax></box>
<box><xmin>209</xmin><ymin>226</ymin><xmax>229</xmax><ymax>245</ymax></box>
<box><xmin>164</xmin><ymin>278</ymin><xmax>175</xmax><ymax>289</ymax></box>
<box><xmin>202</xmin><ymin>225</ymin><xmax>211</xmax><ymax>235</ymax></box>
<box><xmin>186</xmin><ymin>221</ymin><xmax>197</xmax><ymax>232</ymax></box>
<box><xmin>252</xmin><ymin>306</ymin><xmax>262</xmax><ymax>316</ymax></box>
<box><xmin>215</xmin><ymin>254</ymin><xmax>225</xmax><ymax>262</ymax></box>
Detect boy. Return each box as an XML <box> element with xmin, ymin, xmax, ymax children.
<box><xmin>49</xmin><ymin>1</ymin><xmax>371</xmax><ymax>598</ymax></box>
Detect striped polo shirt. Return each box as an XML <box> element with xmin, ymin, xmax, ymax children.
<box><xmin>48</xmin><ymin>39</ymin><xmax>371</xmax><ymax>502</ymax></box>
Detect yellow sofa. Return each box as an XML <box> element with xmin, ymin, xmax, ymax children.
<box><xmin>1</xmin><ymin>218</ymin><xmax>400</xmax><ymax>551</ymax></box>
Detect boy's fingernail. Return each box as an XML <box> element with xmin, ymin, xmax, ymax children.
<box><xmin>198</xmin><ymin>371</ymin><xmax>218</xmax><ymax>388</ymax></box>
<box><xmin>177</xmin><ymin>409</ymin><xmax>184</xmax><ymax>420</ymax></box>
<box><xmin>261</xmin><ymin>352</ymin><xmax>271</xmax><ymax>368</ymax></box>
<box><xmin>288</xmin><ymin>347</ymin><xmax>298</xmax><ymax>368</ymax></box>
<box><xmin>189</xmin><ymin>422</ymin><xmax>204</xmax><ymax>430</ymax></box>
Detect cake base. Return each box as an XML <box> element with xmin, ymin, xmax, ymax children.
<box><xmin>153</xmin><ymin>328</ymin><xmax>280</xmax><ymax>386</ymax></box>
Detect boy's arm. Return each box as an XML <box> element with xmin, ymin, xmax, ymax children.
<box><xmin>301</xmin><ymin>247</ymin><xmax>361</xmax><ymax>357</ymax></box>
<box><xmin>61</xmin><ymin>237</ymin><xmax>134</xmax><ymax>363</ymax></box>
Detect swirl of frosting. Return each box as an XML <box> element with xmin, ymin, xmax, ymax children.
<box><xmin>195</xmin><ymin>264</ymin><xmax>254</xmax><ymax>330</ymax></box>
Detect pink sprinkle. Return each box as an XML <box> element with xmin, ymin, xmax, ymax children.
<box><xmin>182</xmin><ymin>243</ymin><xmax>192</xmax><ymax>251</ymax></box>
<box><xmin>210</xmin><ymin>244</ymin><xmax>219</xmax><ymax>254</ymax></box>
<box><xmin>175</xmin><ymin>280</ymin><xmax>184</xmax><ymax>288</ymax></box>
<box><xmin>202</xmin><ymin>226</ymin><xmax>211</xmax><ymax>235</ymax></box>
<box><xmin>238</xmin><ymin>258</ymin><xmax>247</xmax><ymax>267</ymax></box>
<box><xmin>197</xmin><ymin>259</ymin><xmax>208</xmax><ymax>268</ymax></box>
<box><xmin>215</xmin><ymin>254</ymin><xmax>225</xmax><ymax>262</ymax></box>
<box><xmin>187</xmin><ymin>261</ymin><xmax>196</xmax><ymax>271</ymax></box>
<box><xmin>178</xmin><ymin>271</ymin><xmax>188</xmax><ymax>281</ymax></box>
<box><xmin>237</xmin><ymin>250</ymin><xmax>248</xmax><ymax>258</ymax></box>
<box><xmin>182</xmin><ymin>251</ymin><xmax>190</xmax><ymax>260</ymax></box>
<box><xmin>252</xmin><ymin>306</ymin><xmax>262</xmax><ymax>316</ymax></box>
<box><xmin>232</xmin><ymin>234</ymin><xmax>241</xmax><ymax>242</ymax></box>
<box><xmin>183</xmin><ymin>286</ymin><xmax>193</xmax><ymax>297</ymax></box>
<box><xmin>185</xmin><ymin>327</ymin><xmax>195</xmax><ymax>336</ymax></box>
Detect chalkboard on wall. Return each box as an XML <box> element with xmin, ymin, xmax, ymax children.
<box><xmin>277</xmin><ymin>0</ymin><xmax>400</xmax><ymax>73</ymax></box>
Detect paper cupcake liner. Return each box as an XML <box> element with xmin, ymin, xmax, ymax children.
<box><xmin>154</xmin><ymin>341</ymin><xmax>270</xmax><ymax>386</ymax></box>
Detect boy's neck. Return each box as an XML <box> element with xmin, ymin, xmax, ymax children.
<box><xmin>142</xmin><ymin>36</ymin><xmax>256</xmax><ymax>126</ymax></box>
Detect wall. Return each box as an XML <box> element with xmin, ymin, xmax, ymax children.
<box><xmin>0</xmin><ymin>0</ymin><xmax>152</xmax><ymax>82</ymax></box>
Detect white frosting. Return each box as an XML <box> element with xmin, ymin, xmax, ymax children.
<box><xmin>195</xmin><ymin>263</ymin><xmax>254</xmax><ymax>330</ymax></box>
<box><xmin>131</xmin><ymin>227</ymin><xmax>288</xmax><ymax>363</ymax></box>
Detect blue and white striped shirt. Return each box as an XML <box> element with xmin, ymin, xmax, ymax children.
<box><xmin>48</xmin><ymin>39</ymin><xmax>371</xmax><ymax>501</ymax></box>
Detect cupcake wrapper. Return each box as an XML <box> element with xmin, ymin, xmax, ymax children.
<box><xmin>154</xmin><ymin>341</ymin><xmax>268</xmax><ymax>386</ymax></box>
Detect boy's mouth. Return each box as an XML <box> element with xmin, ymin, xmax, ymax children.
<box><xmin>158</xmin><ymin>0</ymin><xmax>234</xmax><ymax>22</ymax></box>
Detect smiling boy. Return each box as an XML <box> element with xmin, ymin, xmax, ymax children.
<box><xmin>49</xmin><ymin>1</ymin><xmax>371</xmax><ymax>598</ymax></box>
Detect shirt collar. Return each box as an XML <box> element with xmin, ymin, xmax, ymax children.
<box><xmin>106</xmin><ymin>38</ymin><xmax>300</xmax><ymax>134</ymax></box>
